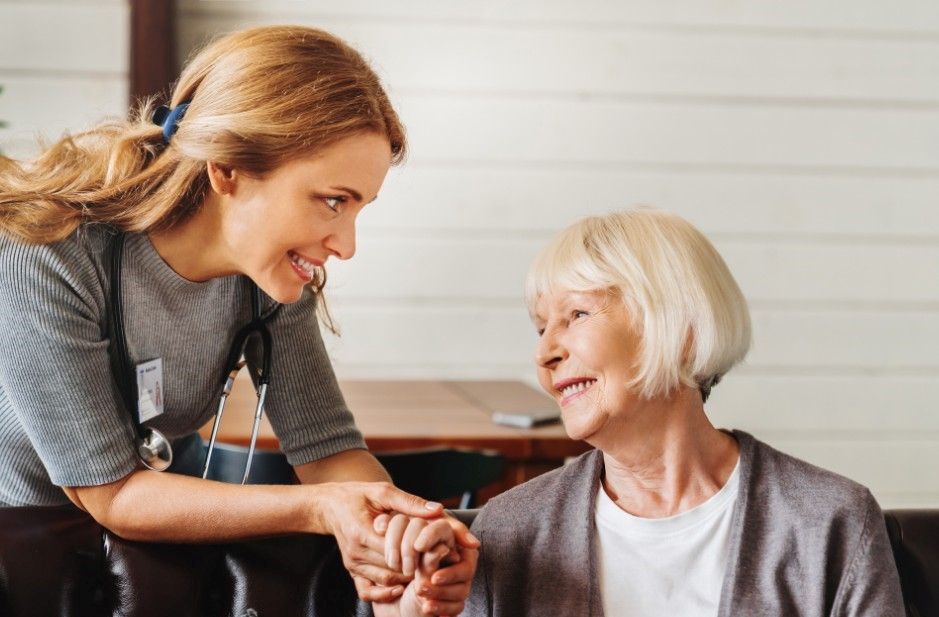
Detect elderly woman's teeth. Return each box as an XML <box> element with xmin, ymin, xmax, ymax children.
<box><xmin>561</xmin><ymin>379</ymin><xmax>597</xmax><ymax>397</ymax></box>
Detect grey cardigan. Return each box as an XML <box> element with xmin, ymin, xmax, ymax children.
<box><xmin>464</xmin><ymin>430</ymin><xmax>905</xmax><ymax>616</ymax></box>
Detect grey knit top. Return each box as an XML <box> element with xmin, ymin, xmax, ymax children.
<box><xmin>0</xmin><ymin>225</ymin><xmax>365</xmax><ymax>506</ymax></box>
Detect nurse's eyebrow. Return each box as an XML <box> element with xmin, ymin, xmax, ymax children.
<box><xmin>331</xmin><ymin>186</ymin><xmax>363</xmax><ymax>202</ymax></box>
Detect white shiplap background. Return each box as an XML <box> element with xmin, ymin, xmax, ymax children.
<box><xmin>1</xmin><ymin>1</ymin><xmax>938</xmax><ymax>508</ymax></box>
<box><xmin>0</xmin><ymin>1</ymin><xmax>128</xmax><ymax>157</ymax></box>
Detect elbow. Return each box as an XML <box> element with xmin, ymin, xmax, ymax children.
<box><xmin>63</xmin><ymin>473</ymin><xmax>144</xmax><ymax>540</ymax></box>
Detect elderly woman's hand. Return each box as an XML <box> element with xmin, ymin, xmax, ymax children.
<box><xmin>312</xmin><ymin>481</ymin><xmax>450</xmax><ymax>602</ymax></box>
<box><xmin>371</xmin><ymin>513</ymin><xmax>480</xmax><ymax>617</ymax></box>
<box><xmin>377</xmin><ymin>513</ymin><xmax>457</xmax><ymax>578</ymax></box>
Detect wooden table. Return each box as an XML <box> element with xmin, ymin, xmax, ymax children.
<box><xmin>199</xmin><ymin>375</ymin><xmax>591</xmax><ymax>502</ymax></box>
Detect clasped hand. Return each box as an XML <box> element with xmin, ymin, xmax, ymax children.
<box><xmin>317</xmin><ymin>482</ymin><xmax>478</xmax><ymax>616</ymax></box>
<box><xmin>371</xmin><ymin>512</ymin><xmax>479</xmax><ymax>617</ymax></box>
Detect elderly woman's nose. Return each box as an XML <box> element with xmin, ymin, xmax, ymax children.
<box><xmin>535</xmin><ymin>329</ymin><xmax>565</xmax><ymax>368</ymax></box>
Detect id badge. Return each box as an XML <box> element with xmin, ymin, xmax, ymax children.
<box><xmin>135</xmin><ymin>358</ymin><xmax>165</xmax><ymax>423</ymax></box>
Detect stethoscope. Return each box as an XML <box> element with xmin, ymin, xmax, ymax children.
<box><xmin>108</xmin><ymin>232</ymin><xmax>282</xmax><ymax>483</ymax></box>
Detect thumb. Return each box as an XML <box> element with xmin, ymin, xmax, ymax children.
<box><xmin>446</xmin><ymin>516</ymin><xmax>481</xmax><ymax>549</ymax></box>
<box><xmin>376</xmin><ymin>485</ymin><xmax>443</xmax><ymax>518</ymax></box>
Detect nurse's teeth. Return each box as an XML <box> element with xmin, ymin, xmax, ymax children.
<box><xmin>290</xmin><ymin>253</ymin><xmax>317</xmax><ymax>277</ymax></box>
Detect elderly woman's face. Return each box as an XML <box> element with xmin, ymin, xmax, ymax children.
<box><xmin>532</xmin><ymin>289</ymin><xmax>641</xmax><ymax>443</ymax></box>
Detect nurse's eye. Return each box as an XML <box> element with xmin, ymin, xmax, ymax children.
<box><xmin>324</xmin><ymin>196</ymin><xmax>346</xmax><ymax>212</ymax></box>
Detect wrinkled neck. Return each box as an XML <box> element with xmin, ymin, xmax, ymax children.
<box><xmin>598</xmin><ymin>387</ymin><xmax>739</xmax><ymax>518</ymax></box>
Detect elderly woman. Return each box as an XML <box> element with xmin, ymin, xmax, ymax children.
<box><xmin>461</xmin><ymin>208</ymin><xmax>904</xmax><ymax>616</ymax></box>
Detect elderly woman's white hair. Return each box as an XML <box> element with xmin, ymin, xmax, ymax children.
<box><xmin>525</xmin><ymin>207</ymin><xmax>751</xmax><ymax>401</ymax></box>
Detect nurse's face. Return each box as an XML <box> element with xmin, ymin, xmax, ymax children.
<box><xmin>217</xmin><ymin>132</ymin><xmax>392</xmax><ymax>303</ymax></box>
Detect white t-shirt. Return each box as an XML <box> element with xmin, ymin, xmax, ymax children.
<box><xmin>595</xmin><ymin>460</ymin><xmax>740</xmax><ymax>617</ymax></box>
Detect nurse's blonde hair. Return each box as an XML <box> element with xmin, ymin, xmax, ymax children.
<box><xmin>0</xmin><ymin>25</ymin><xmax>406</xmax><ymax>246</ymax></box>
<box><xmin>526</xmin><ymin>208</ymin><xmax>751</xmax><ymax>401</ymax></box>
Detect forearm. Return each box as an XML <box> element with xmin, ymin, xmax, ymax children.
<box><xmin>294</xmin><ymin>447</ymin><xmax>391</xmax><ymax>484</ymax></box>
<box><xmin>70</xmin><ymin>449</ymin><xmax>391</xmax><ymax>542</ymax></box>
<box><xmin>69</xmin><ymin>469</ymin><xmax>326</xmax><ymax>542</ymax></box>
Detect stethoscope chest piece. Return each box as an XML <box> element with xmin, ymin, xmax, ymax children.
<box><xmin>137</xmin><ymin>427</ymin><xmax>173</xmax><ymax>471</ymax></box>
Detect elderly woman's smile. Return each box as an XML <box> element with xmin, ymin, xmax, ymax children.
<box><xmin>554</xmin><ymin>377</ymin><xmax>598</xmax><ymax>405</ymax></box>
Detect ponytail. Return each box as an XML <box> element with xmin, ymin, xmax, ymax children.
<box><xmin>0</xmin><ymin>100</ymin><xmax>204</xmax><ymax>244</ymax></box>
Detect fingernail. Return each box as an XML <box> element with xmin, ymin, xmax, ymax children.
<box><xmin>419</xmin><ymin>586</ymin><xmax>430</xmax><ymax>595</ymax></box>
<box><xmin>432</xmin><ymin>575</ymin><xmax>448</xmax><ymax>585</ymax></box>
<box><xmin>392</xmin><ymin>586</ymin><xmax>404</xmax><ymax>596</ymax></box>
<box><xmin>467</xmin><ymin>532</ymin><xmax>480</xmax><ymax>545</ymax></box>
<box><xmin>425</xmin><ymin>501</ymin><xmax>443</xmax><ymax>511</ymax></box>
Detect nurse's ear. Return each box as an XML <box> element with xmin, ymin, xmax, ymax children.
<box><xmin>206</xmin><ymin>160</ymin><xmax>238</xmax><ymax>196</ymax></box>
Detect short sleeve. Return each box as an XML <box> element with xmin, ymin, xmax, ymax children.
<box><xmin>0</xmin><ymin>237</ymin><xmax>138</xmax><ymax>488</ymax></box>
<box><xmin>246</xmin><ymin>287</ymin><xmax>365</xmax><ymax>466</ymax></box>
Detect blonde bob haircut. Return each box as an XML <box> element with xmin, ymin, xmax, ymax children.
<box><xmin>525</xmin><ymin>208</ymin><xmax>751</xmax><ymax>401</ymax></box>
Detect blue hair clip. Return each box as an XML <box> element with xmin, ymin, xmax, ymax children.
<box><xmin>152</xmin><ymin>102</ymin><xmax>190</xmax><ymax>143</ymax></box>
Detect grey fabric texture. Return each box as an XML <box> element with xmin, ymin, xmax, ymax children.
<box><xmin>0</xmin><ymin>225</ymin><xmax>365</xmax><ymax>506</ymax></box>
<box><xmin>465</xmin><ymin>430</ymin><xmax>905</xmax><ymax>617</ymax></box>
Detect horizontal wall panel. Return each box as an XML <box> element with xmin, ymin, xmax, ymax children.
<box><xmin>328</xmin><ymin>234</ymin><xmax>939</xmax><ymax>304</ymax></box>
<box><xmin>0</xmin><ymin>3</ymin><xmax>128</xmax><ymax>74</ymax></box>
<box><xmin>748</xmin><ymin>309</ymin><xmax>939</xmax><ymax>369</ymax></box>
<box><xmin>755</xmin><ymin>438</ymin><xmax>939</xmax><ymax>503</ymax></box>
<box><xmin>874</xmin><ymin>494</ymin><xmax>939</xmax><ymax>509</ymax></box>
<box><xmin>0</xmin><ymin>0</ymin><xmax>123</xmax><ymax>4</ymax></box>
<box><xmin>176</xmin><ymin>0</ymin><xmax>939</xmax><ymax>34</ymax></box>
<box><xmin>0</xmin><ymin>137</ymin><xmax>36</xmax><ymax>160</ymax></box>
<box><xmin>707</xmin><ymin>375</ymin><xmax>939</xmax><ymax>433</ymax></box>
<box><xmin>178</xmin><ymin>16</ymin><xmax>939</xmax><ymax>103</ymax></box>
<box><xmin>321</xmin><ymin>304</ymin><xmax>939</xmax><ymax>370</ymax></box>
<box><xmin>372</xmin><ymin>167</ymin><xmax>939</xmax><ymax>238</ymax></box>
<box><xmin>397</xmin><ymin>96</ymin><xmax>939</xmax><ymax>170</ymax></box>
<box><xmin>0</xmin><ymin>74</ymin><xmax>127</xmax><ymax>142</ymax></box>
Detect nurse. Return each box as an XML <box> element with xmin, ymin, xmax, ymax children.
<box><xmin>0</xmin><ymin>25</ymin><xmax>476</xmax><ymax>611</ymax></box>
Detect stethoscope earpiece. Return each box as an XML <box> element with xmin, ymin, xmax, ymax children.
<box><xmin>137</xmin><ymin>428</ymin><xmax>173</xmax><ymax>471</ymax></box>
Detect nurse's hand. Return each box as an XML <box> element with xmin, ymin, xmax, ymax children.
<box><xmin>312</xmin><ymin>481</ymin><xmax>464</xmax><ymax>602</ymax></box>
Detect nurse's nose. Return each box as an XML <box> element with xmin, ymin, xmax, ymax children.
<box><xmin>325</xmin><ymin>217</ymin><xmax>357</xmax><ymax>260</ymax></box>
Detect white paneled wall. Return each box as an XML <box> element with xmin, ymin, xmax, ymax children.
<box><xmin>175</xmin><ymin>1</ymin><xmax>939</xmax><ymax>508</ymax></box>
<box><xmin>1</xmin><ymin>2</ymin><xmax>936</xmax><ymax>507</ymax></box>
<box><xmin>0</xmin><ymin>0</ymin><xmax>129</xmax><ymax>158</ymax></box>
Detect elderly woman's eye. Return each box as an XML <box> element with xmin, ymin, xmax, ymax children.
<box><xmin>572</xmin><ymin>310</ymin><xmax>589</xmax><ymax>320</ymax></box>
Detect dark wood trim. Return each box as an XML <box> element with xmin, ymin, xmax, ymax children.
<box><xmin>129</xmin><ymin>0</ymin><xmax>177</xmax><ymax>107</ymax></box>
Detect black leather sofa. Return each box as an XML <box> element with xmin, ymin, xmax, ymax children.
<box><xmin>0</xmin><ymin>506</ymin><xmax>934</xmax><ymax>616</ymax></box>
